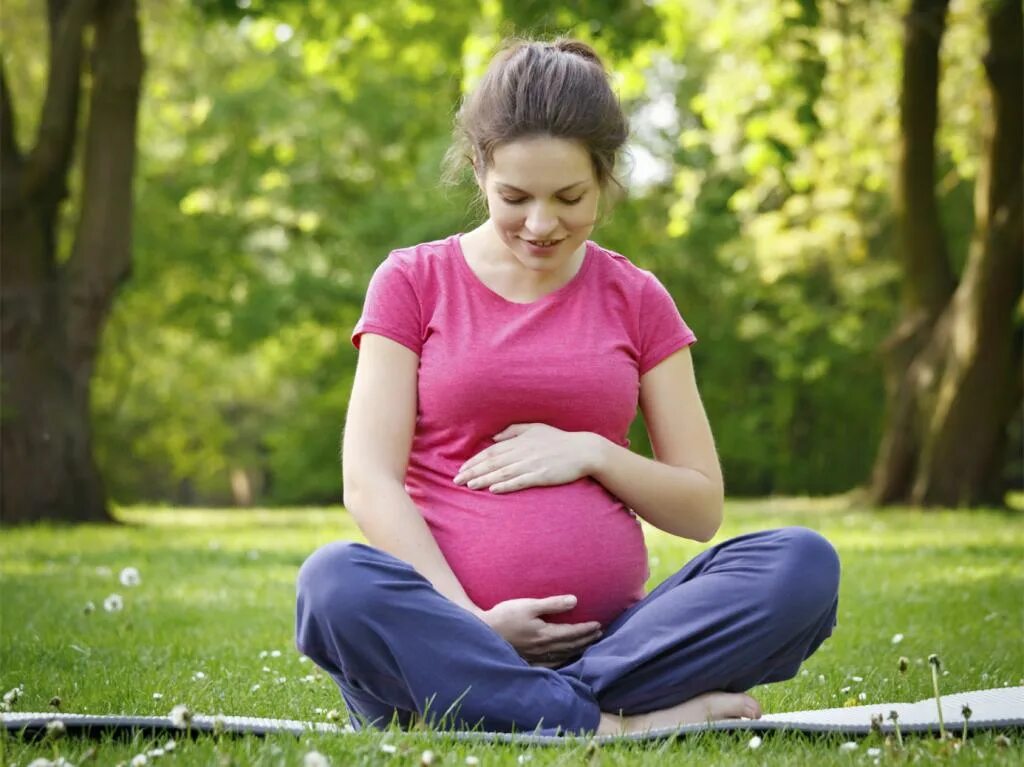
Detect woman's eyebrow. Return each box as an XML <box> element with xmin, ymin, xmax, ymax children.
<box><xmin>496</xmin><ymin>180</ymin><xmax>588</xmax><ymax>194</ymax></box>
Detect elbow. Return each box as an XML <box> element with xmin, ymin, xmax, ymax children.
<box><xmin>691</xmin><ymin>483</ymin><xmax>724</xmax><ymax>542</ymax></box>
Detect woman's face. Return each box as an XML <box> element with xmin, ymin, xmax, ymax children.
<box><xmin>477</xmin><ymin>135</ymin><xmax>601</xmax><ymax>272</ymax></box>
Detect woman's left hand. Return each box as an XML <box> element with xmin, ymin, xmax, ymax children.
<box><xmin>453</xmin><ymin>423</ymin><xmax>604</xmax><ymax>494</ymax></box>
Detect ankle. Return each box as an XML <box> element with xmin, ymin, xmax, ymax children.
<box><xmin>595</xmin><ymin>710</ymin><xmax>630</xmax><ymax>735</ymax></box>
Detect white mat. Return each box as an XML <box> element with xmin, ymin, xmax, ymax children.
<box><xmin>3</xmin><ymin>687</ymin><xmax>1022</xmax><ymax>744</ymax></box>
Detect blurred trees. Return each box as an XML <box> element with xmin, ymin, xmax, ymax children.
<box><xmin>2</xmin><ymin>0</ymin><xmax>1018</xmax><ymax>514</ymax></box>
<box><xmin>869</xmin><ymin>0</ymin><xmax>1021</xmax><ymax>506</ymax></box>
<box><xmin>1</xmin><ymin>0</ymin><xmax>143</xmax><ymax>523</ymax></box>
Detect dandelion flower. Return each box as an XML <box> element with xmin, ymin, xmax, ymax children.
<box><xmin>152</xmin><ymin>693</ymin><xmax>163</xmax><ymax>700</ymax></box>
<box><xmin>130</xmin><ymin>754</ymin><xmax>148</xmax><ymax>766</ymax></box>
<box><xmin>858</xmin><ymin>692</ymin><xmax>867</xmax><ymax>701</ymax></box>
<box><xmin>45</xmin><ymin>719</ymin><xmax>66</xmax><ymax>738</ymax></box>
<box><xmin>303</xmin><ymin>752</ymin><xmax>330</xmax><ymax>767</ymax></box>
<box><xmin>259</xmin><ymin>651</ymin><xmax>269</xmax><ymax>659</ymax></box>
<box><xmin>748</xmin><ymin>735</ymin><xmax>762</xmax><ymax>749</ymax></box>
<box><xmin>299</xmin><ymin>655</ymin><xmax>310</xmax><ymax>663</ymax></box>
<box><xmin>420</xmin><ymin>750</ymin><xmax>435</xmax><ymax>766</ymax></box>
<box><xmin>891</xmin><ymin>633</ymin><xmax>904</xmax><ymax>644</ymax></box>
<box><xmin>270</xmin><ymin>650</ymin><xmax>282</xmax><ymax>658</ymax></box>
<box><xmin>119</xmin><ymin>567</ymin><xmax>141</xmax><ymax>587</ymax></box>
<box><xmin>164</xmin><ymin>739</ymin><xmax>176</xmax><ymax>751</ymax></box>
<box><xmin>839</xmin><ymin>741</ymin><xmax>858</xmax><ymax>752</ymax></box>
<box><xmin>867</xmin><ymin>747</ymin><xmax>881</xmax><ymax>757</ymax></box>
<box><xmin>465</xmin><ymin>758</ymin><xmax>480</xmax><ymax>766</ymax></box>
<box><xmin>380</xmin><ymin>743</ymin><xmax>397</xmax><ymax>754</ymax></box>
<box><xmin>192</xmin><ymin>671</ymin><xmax>206</xmax><ymax>681</ymax></box>
<box><xmin>251</xmin><ymin>684</ymin><xmax>261</xmax><ymax>692</ymax></box>
<box><xmin>326</xmin><ymin>710</ymin><xmax>341</xmax><ymax>722</ymax></box>
<box><xmin>168</xmin><ymin>704</ymin><xmax>192</xmax><ymax>729</ymax></box>
<box><xmin>103</xmin><ymin>594</ymin><xmax>124</xmax><ymax>612</ymax></box>
<box><xmin>517</xmin><ymin>755</ymin><xmax>533</xmax><ymax>765</ymax></box>
<box><xmin>146</xmin><ymin>748</ymin><xmax>165</xmax><ymax>758</ymax></box>
<box><xmin>3</xmin><ymin>685</ymin><xmax>24</xmax><ymax>705</ymax></box>
<box><xmin>817</xmin><ymin>674</ymin><xmax>826</xmax><ymax>683</ymax></box>
<box><xmin>850</xmin><ymin>676</ymin><xmax>863</xmax><ymax>682</ymax></box>
<box><xmin>840</xmin><ymin>686</ymin><xmax>851</xmax><ymax>694</ymax></box>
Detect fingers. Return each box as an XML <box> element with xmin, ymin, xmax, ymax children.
<box><xmin>532</xmin><ymin>595</ymin><xmax>580</xmax><ymax>616</ymax></box>
<box><xmin>539</xmin><ymin>629</ymin><xmax>603</xmax><ymax>655</ymax></box>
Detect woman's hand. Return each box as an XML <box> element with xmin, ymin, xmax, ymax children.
<box><xmin>477</xmin><ymin>595</ymin><xmax>603</xmax><ymax>667</ymax></box>
<box><xmin>453</xmin><ymin>424</ymin><xmax>605</xmax><ymax>494</ymax></box>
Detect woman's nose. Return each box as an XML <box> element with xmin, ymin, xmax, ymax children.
<box><xmin>524</xmin><ymin>204</ymin><xmax>558</xmax><ymax>236</ymax></box>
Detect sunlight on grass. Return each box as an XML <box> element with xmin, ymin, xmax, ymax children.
<box><xmin>2</xmin><ymin>501</ymin><xmax>1022</xmax><ymax>765</ymax></box>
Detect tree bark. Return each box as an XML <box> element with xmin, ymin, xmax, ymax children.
<box><xmin>0</xmin><ymin>0</ymin><xmax>143</xmax><ymax>524</ymax></box>
<box><xmin>869</xmin><ymin>0</ymin><xmax>1022</xmax><ymax>507</ymax></box>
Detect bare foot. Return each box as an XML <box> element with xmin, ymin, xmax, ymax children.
<box><xmin>596</xmin><ymin>691</ymin><xmax>762</xmax><ymax>735</ymax></box>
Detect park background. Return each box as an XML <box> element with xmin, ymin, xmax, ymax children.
<box><xmin>2</xmin><ymin>1</ymin><xmax>1023</xmax><ymax>765</ymax></box>
<box><xmin>3</xmin><ymin>0</ymin><xmax>1020</xmax><ymax>521</ymax></box>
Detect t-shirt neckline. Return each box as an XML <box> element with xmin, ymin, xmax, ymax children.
<box><xmin>451</xmin><ymin>233</ymin><xmax>594</xmax><ymax>307</ymax></box>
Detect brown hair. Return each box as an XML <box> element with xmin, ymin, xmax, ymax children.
<box><xmin>442</xmin><ymin>37</ymin><xmax>630</xmax><ymax>205</ymax></box>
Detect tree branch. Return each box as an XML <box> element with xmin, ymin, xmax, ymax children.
<box><xmin>896</xmin><ymin>0</ymin><xmax>957</xmax><ymax>317</ymax></box>
<box><xmin>64</xmin><ymin>0</ymin><xmax>144</xmax><ymax>405</ymax></box>
<box><xmin>24</xmin><ymin>0</ymin><xmax>99</xmax><ymax>200</ymax></box>
<box><xmin>1</xmin><ymin>61</ymin><xmax>23</xmax><ymax>199</ymax></box>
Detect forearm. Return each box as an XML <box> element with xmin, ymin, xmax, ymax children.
<box><xmin>343</xmin><ymin>479</ymin><xmax>482</xmax><ymax>617</ymax></box>
<box><xmin>586</xmin><ymin>434</ymin><xmax>723</xmax><ymax>542</ymax></box>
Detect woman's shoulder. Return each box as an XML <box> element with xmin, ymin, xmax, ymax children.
<box><xmin>587</xmin><ymin>240</ymin><xmax>665</xmax><ymax>293</ymax></box>
<box><xmin>384</xmin><ymin>234</ymin><xmax>459</xmax><ymax>273</ymax></box>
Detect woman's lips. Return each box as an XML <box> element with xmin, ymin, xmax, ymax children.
<box><xmin>521</xmin><ymin>237</ymin><xmax>565</xmax><ymax>254</ymax></box>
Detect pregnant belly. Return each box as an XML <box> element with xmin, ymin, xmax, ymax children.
<box><xmin>418</xmin><ymin>479</ymin><xmax>650</xmax><ymax>628</ymax></box>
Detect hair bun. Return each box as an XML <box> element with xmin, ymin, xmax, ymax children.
<box><xmin>552</xmin><ymin>39</ymin><xmax>605</xmax><ymax>70</ymax></box>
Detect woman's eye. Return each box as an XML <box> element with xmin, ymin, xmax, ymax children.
<box><xmin>501</xmin><ymin>197</ymin><xmax>527</xmax><ymax>205</ymax></box>
<box><xmin>561</xmin><ymin>196</ymin><xmax>584</xmax><ymax>205</ymax></box>
<box><xmin>500</xmin><ymin>196</ymin><xmax>584</xmax><ymax>205</ymax></box>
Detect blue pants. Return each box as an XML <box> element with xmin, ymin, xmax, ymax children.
<box><xmin>294</xmin><ymin>526</ymin><xmax>840</xmax><ymax>736</ymax></box>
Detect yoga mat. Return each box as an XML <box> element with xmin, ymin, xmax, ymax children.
<box><xmin>3</xmin><ymin>687</ymin><xmax>1022</xmax><ymax>744</ymax></box>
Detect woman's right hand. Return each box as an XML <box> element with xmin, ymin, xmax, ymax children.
<box><xmin>476</xmin><ymin>595</ymin><xmax>604</xmax><ymax>667</ymax></box>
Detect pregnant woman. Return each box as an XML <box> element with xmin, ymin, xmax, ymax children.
<box><xmin>295</xmin><ymin>37</ymin><xmax>840</xmax><ymax>736</ymax></box>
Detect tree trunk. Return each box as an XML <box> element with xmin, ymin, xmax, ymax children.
<box><xmin>869</xmin><ymin>0</ymin><xmax>1022</xmax><ymax>507</ymax></box>
<box><xmin>0</xmin><ymin>0</ymin><xmax>143</xmax><ymax>524</ymax></box>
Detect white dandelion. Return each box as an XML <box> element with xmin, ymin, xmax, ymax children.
<box><xmin>146</xmin><ymin>748</ymin><xmax>165</xmax><ymax>758</ymax></box>
<box><xmin>168</xmin><ymin>704</ymin><xmax>192</xmax><ymax>729</ymax></box>
<box><xmin>130</xmin><ymin>754</ymin><xmax>148</xmax><ymax>766</ymax></box>
<box><xmin>891</xmin><ymin>633</ymin><xmax>904</xmax><ymax>644</ymax></box>
<box><xmin>420</xmin><ymin>750</ymin><xmax>435</xmax><ymax>766</ymax></box>
<box><xmin>103</xmin><ymin>594</ymin><xmax>124</xmax><ymax>612</ymax></box>
<box><xmin>152</xmin><ymin>693</ymin><xmax>163</xmax><ymax>700</ymax></box>
<box><xmin>192</xmin><ymin>671</ymin><xmax>206</xmax><ymax>681</ymax></box>
<box><xmin>3</xmin><ymin>685</ymin><xmax>24</xmax><ymax>705</ymax></box>
<box><xmin>380</xmin><ymin>743</ymin><xmax>397</xmax><ymax>754</ymax></box>
<box><xmin>270</xmin><ymin>650</ymin><xmax>282</xmax><ymax>658</ymax></box>
<box><xmin>748</xmin><ymin>735</ymin><xmax>762</xmax><ymax>749</ymax></box>
<box><xmin>119</xmin><ymin>567</ymin><xmax>141</xmax><ymax>587</ymax></box>
<box><xmin>867</xmin><ymin>747</ymin><xmax>881</xmax><ymax>757</ymax></box>
<box><xmin>164</xmin><ymin>739</ymin><xmax>176</xmax><ymax>751</ymax></box>
<box><xmin>250</xmin><ymin>684</ymin><xmax>261</xmax><ymax>692</ymax></box>
<box><xmin>839</xmin><ymin>741</ymin><xmax>858</xmax><ymax>752</ymax></box>
<box><xmin>858</xmin><ymin>692</ymin><xmax>867</xmax><ymax>701</ymax></box>
<box><xmin>465</xmin><ymin>757</ymin><xmax>480</xmax><ymax>766</ymax></box>
<box><xmin>303</xmin><ymin>752</ymin><xmax>330</xmax><ymax>767</ymax></box>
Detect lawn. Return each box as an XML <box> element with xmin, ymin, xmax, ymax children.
<box><xmin>2</xmin><ymin>500</ymin><xmax>1021</xmax><ymax>765</ymax></box>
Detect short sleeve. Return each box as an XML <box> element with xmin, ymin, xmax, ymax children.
<box><xmin>638</xmin><ymin>273</ymin><xmax>697</xmax><ymax>375</ymax></box>
<box><xmin>351</xmin><ymin>254</ymin><xmax>423</xmax><ymax>355</ymax></box>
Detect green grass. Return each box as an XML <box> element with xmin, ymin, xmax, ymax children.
<box><xmin>2</xmin><ymin>500</ymin><xmax>1022</xmax><ymax>765</ymax></box>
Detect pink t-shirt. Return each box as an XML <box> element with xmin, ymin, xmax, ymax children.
<box><xmin>351</xmin><ymin>234</ymin><xmax>697</xmax><ymax>627</ymax></box>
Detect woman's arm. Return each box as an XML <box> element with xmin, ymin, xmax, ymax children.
<box><xmin>586</xmin><ymin>346</ymin><xmax>724</xmax><ymax>542</ymax></box>
<box><xmin>342</xmin><ymin>334</ymin><xmax>482</xmax><ymax>616</ymax></box>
